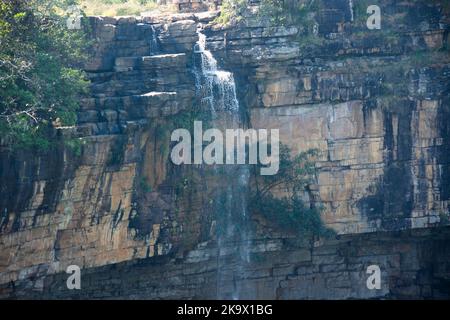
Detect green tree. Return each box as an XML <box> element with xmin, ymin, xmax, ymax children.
<box><xmin>251</xmin><ymin>145</ymin><xmax>334</xmax><ymax>238</ymax></box>
<box><xmin>215</xmin><ymin>0</ymin><xmax>319</xmax><ymax>26</ymax></box>
<box><xmin>0</xmin><ymin>0</ymin><xmax>89</xmax><ymax>150</ymax></box>
<box><xmin>214</xmin><ymin>0</ymin><xmax>248</xmax><ymax>25</ymax></box>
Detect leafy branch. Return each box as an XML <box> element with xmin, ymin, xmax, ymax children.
<box><xmin>0</xmin><ymin>0</ymin><xmax>90</xmax><ymax>150</ymax></box>
<box><xmin>250</xmin><ymin>144</ymin><xmax>333</xmax><ymax>238</ymax></box>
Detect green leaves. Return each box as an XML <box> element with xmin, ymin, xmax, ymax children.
<box><xmin>214</xmin><ymin>0</ymin><xmax>247</xmax><ymax>25</ymax></box>
<box><xmin>251</xmin><ymin>145</ymin><xmax>334</xmax><ymax>239</ymax></box>
<box><xmin>0</xmin><ymin>0</ymin><xmax>90</xmax><ymax>151</ymax></box>
<box><xmin>255</xmin><ymin>145</ymin><xmax>318</xmax><ymax>199</ymax></box>
<box><xmin>215</xmin><ymin>0</ymin><xmax>319</xmax><ymax>27</ymax></box>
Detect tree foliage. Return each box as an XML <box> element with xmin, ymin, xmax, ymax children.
<box><xmin>214</xmin><ymin>0</ymin><xmax>248</xmax><ymax>25</ymax></box>
<box><xmin>251</xmin><ymin>145</ymin><xmax>334</xmax><ymax>238</ymax></box>
<box><xmin>215</xmin><ymin>0</ymin><xmax>320</xmax><ymax>26</ymax></box>
<box><xmin>0</xmin><ymin>0</ymin><xmax>90</xmax><ymax>150</ymax></box>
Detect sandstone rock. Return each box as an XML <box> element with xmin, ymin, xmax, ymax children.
<box><xmin>1</xmin><ymin>2</ymin><xmax>450</xmax><ymax>300</ymax></box>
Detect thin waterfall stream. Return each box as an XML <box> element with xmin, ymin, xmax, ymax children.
<box><xmin>149</xmin><ymin>24</ymin><xmax>160</xmax><ymax>54</ymax></box>
<box><xmin>194</xmin><ymin>26</ymin><xmax>252</xmax><ymax>299</ymax></box>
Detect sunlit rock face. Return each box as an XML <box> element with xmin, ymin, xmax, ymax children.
<box><xmin>1</xmin><ymin>0</ymin><xmax>450</xmax><ymax>299</ymax></box>
<box><xmin>204</xmin><ymin>0</ymin><xmax>450</xmax><ymax>235</ymax></box>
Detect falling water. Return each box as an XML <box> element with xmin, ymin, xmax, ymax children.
<box><xmin>194</xmin><ymin>31</ymin><xmax>239</xmax><ymax>114</ymax></box>
<box><xmin>349</xmin><ymin>0</ymin><xmax>354</xmax><ymax>22</ymax></box>
<box><xmin>149</xmin><ymin>25</ymin><xmax>160</xmax><ymax>54</ymax></box>
<box><xmin>194</xmin><ymin>26</ymin><xmax>252</xmax><ymax>299</ymax></box>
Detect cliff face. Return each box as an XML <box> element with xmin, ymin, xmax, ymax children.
<box><xmin>206</xmin><ymin>0</ymin><xmax>450</xmax><ymax>234</ymax></box>
<box><xmin>1</xmin><ymin>0</ymin><xmax>450</xmax><ymax>299</ymax></box>
<box><xmin>5</xmin><ymin>227</ymin><xmax>450</xmax><ymax>299</ymax></box>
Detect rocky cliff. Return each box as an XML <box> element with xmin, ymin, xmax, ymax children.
<box><xmin>1</xmin><ymin>0</ymin><xmax>450</xmax><ymax>299</ymax></box>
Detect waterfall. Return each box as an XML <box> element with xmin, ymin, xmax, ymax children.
<box><xmin>194</xmin><ymin>27</ymin><xmax>252</xmax><ymax>299</ymax></box>
<box><xmin>194</xmin><ymin>31</ymin><xmax>239</xmax><ymax>114</ymax></box>
<box><xmin>150</xmin><ymin>25</ymin><xmax>160</xmax><ymax>54</ymax></box>
<box><xmin>349</xmin><ymin>0</ymin><xmax>354</xmax><ymax>22</ymax></box>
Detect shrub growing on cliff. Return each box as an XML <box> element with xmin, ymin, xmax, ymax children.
<box><xmin>0</xmin><ymin>0</ymin><xmax>90</xmax><ymax>151</ymax></box>
<box><xmin>215</xmin><ymin>0</ymin><xmax>319</xmax><ymax>26</ymax></box>
<box><xmin>258</xmin><ymin>0</ymin><xmax>318</xmax><ymax>25</ymax></box>
<box><xmin>214</xmin><ymin>0</ymin><xmax>248</xmax><ymax>25</ymax></box>
<box><xmin>251</xmin><ymin>145</ymin><xmax>334</xmax><ymax>238</ymax></box>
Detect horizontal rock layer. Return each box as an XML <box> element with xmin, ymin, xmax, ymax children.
<box><xmin>2</xmin><ymin>227</ymin><xmax>449</xmax><ymax>299</ymax></box>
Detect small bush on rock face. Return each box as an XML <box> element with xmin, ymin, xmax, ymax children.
<box><xmin>250</xmin><ymin>194</ymin><xmax>332</xmax><ymax>238</ymax></box>
<box><xmin>251</xmin><ymin>145</ymin><xmax>335</xmax><ymax>239</ymax></box>
<box><xmin>215</xmin><ymin>0</ymin><xmax>319</xmax><ymax>26</ymax></box>
<box><xmin>214</xmin><ymin>0</ymin><xmax>248</xmax><ymax>25</ymax></box>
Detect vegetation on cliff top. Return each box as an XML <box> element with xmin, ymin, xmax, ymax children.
<box><xmin>80</xmin><ymin>0</ymin><xmax>162</xmax><ymax>17</ymax></box>
<box><xmin>214</xmin><ymin>0</ymin><xmax>318</xmax><ymax>26</ymax></box>
<box><xmin>0</xmin><ymin>0</ymin><xmax>89</xmax><ymax>151</ymax></box>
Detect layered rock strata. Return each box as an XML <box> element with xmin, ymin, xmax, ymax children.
<box><xmin>1</xmin><ymin>0</ymin><xmax>450</xmax><ymax>299</ymax></box>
